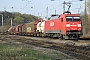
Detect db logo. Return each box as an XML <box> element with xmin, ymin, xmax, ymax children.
<box><xmin>50</xmin><ymin>22</ymin><xmax>54</xmax><ymax>26</ymax></box>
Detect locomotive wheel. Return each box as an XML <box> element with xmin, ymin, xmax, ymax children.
<box><xmin>59</xmin><ymin>34</ymin><xmax>63</xmax><ymax>39</ymax></box>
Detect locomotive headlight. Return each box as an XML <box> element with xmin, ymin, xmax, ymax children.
<box><xmin>67</xmin><ymin>28</ymin><xmax>70</xmax><ymax>31</ymax></box>
<box><xmin>66</xmin><ymin>24</ymin><xmax>70</xmax><ymax>27</ymax></box>
<box><xmin>78</xmin><ymin>24</ymin><xmax>81</xmax><ymax>27</ymax></box>
<box><xmin>78</xmin><ymin>28</ymin><xmax>81</xmax><ymax>31</ymax></box>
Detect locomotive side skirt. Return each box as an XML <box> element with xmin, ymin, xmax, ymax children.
<box><xmin>45</xmin><ymin>30</ymin><xmax>63</xmax><ymax>34</ymax></box>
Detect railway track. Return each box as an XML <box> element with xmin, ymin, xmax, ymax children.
<box><xmin>18</xmin><ymin>40</ymin><xmax>90</xmax><ymax>60</ymax></box>
<box><xmin>0</xmin><ymin>34</ymin><xmax>90</xmax><ymax>60</ymax></box>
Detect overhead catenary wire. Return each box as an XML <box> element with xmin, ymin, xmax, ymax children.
<box><xmin>20</xmin><ymin>1</ymin><xmax>32</xmax><ymax>12</ymax></box>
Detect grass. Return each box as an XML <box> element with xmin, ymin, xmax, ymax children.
<box><xmin>0</xmin><ymin>44</ymin><xmax>51</xmax><ymax>60</ymax></box>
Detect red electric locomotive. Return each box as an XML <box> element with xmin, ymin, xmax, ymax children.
<box><xmin>45</xmin><ymin>11</ymin><xmax>82</xmax><ymax>39</ymax></box>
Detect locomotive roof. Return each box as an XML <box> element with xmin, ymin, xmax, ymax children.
<box><xmin>48</xmin><ymin>14</ymin><xmax>61</xmax><ymax>20</ymax></box>
<box><xmin>51</xmin><ymin>14</ymin><xmax>60</xmax><ymax>16</ymax></box>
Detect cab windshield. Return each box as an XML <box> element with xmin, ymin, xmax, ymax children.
<box><xmin>49</xmin><ymin>15</ymin><xmax>60</xmax><ymax>20</ymax></box>
<box><xmin>66</xmin><ymin>16</ymin><xmax>80</xmax><ymax>22</ymax></box>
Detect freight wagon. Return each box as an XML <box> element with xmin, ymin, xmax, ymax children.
<box><xmin>8</xmin><ymin>18</ymin><xmax>43</xmax><ymax>36</ymax></box>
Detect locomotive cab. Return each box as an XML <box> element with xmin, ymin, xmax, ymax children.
<box><xmin>62</xmin><ymin>12</ymin><xmax>82</xmax><ymax>39</ymax></box>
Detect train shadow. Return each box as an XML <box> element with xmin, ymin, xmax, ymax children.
<box><xmin>52</xmin><ymin>37</ymin><xmax>90</xmax><ymax>41</ymax></box>
<box><xmin>78</xmin><ymin>35</ymin><xmax>90</xmax><ymax>41</ymax></box>
<box><xmin>65</xmin><ymin>38</ymin><xmax>90</xmax><ymax>41</ymax></box>
<box><xmin>79</xmin><ymin>38</ymin><xmax>90</xmax><ymax>40</ymax></box>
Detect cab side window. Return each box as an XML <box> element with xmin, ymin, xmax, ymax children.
<box><xmin>61</xmin><ymin>18</ymin><xmax>63</xmax><ymax>22</ymax></box>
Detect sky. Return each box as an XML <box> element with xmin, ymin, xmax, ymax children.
<box><xmin>0</xmin><ymin>0</ymin><xmax>85</xmax><ymax>18</ymax></box>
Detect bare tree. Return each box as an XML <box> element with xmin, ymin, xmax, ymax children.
<box><xmin>82</xmin><ymin>0</ymin><xmax>90</xmax><ymax>35</ymax></box>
